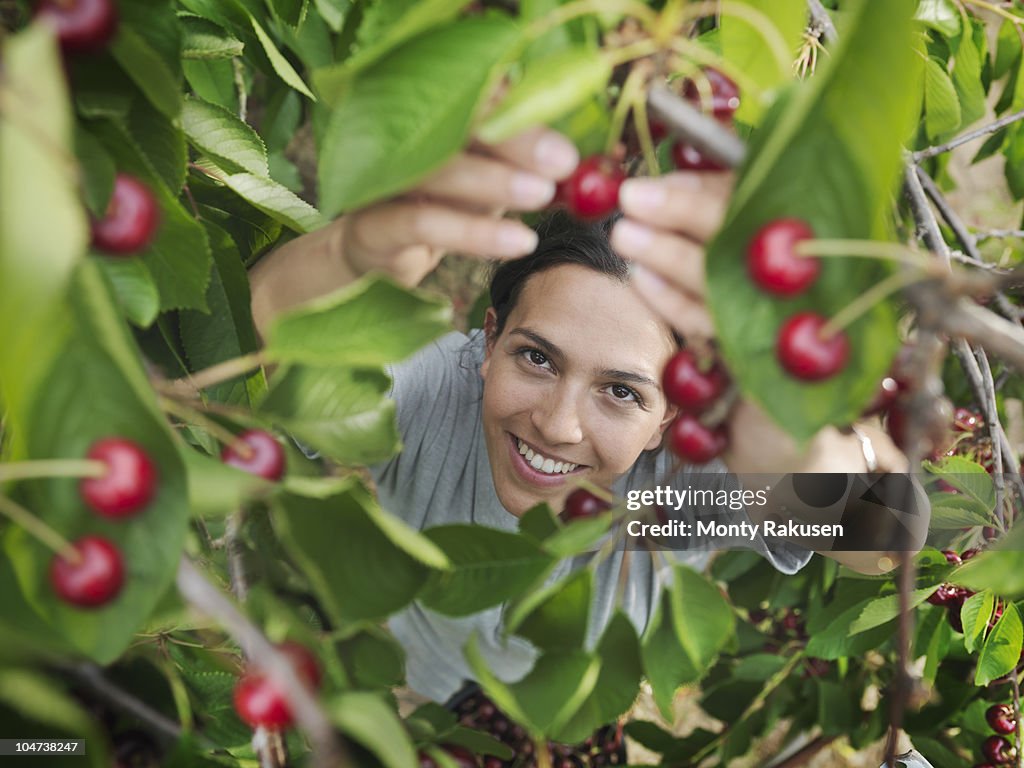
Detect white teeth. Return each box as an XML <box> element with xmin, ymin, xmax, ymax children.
<box><xmin>517</xmin><ymin>437</ymin><xmax>578</xmax><ymax>475</ymax></box>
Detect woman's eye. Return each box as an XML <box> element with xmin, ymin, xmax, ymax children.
<box><xmin>609</xmin><ymin>384</ymin><xmax>642</xmax><ymax>404</ymax></box>
<box><xmin>525</xmin><ymin>349</ymin><xmax>550</xmax><ymax>367</ymax></box>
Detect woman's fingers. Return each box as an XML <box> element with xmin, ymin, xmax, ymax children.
<box><xmin>481</xmin><ymin>126</ymin><xmax>580</xmax><ymax>181</ymax></box>
<box><xmin>346</xmin><ymin>200</ymin><xmax>538</xmax><ymax>263</ymax></box>
<box><xmin>418</xmin><ymin>152</ymin><xmax>556</xmax><ymax>211</ymax></box>
<box><xmin>610</xmin><ymin>219</ymin><xmax>706</xmax><ymax>299</ymax></box>
<box><xmin>629</xmin><ymin>264</ymin><xmax>715</xmax><ymax>341</ymax></box>
<box><xmin>618</xmin><ymin>172</ymin><xmax>732</xmax><ymax>243</ymax></box>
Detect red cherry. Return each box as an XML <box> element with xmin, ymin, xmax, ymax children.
<box><xmin>221</xmin><ymin>430</ymin><xmax>286</xmax><ymax>481</ymax></box>
<box><xmin>80</xmin><ymin>437</ymin><xmax>158</xmax><ymax>519</ymax></box>
<box><xmin>926</xmin><ymin>583</ymin><xmax>960</xmax><ymax>606</ymax></box>
<box><xmin>91</xmin><ymin>174</ymin><xmax>160</xmax><ymax>255</ymax></box>
<box><xmin>683</xmin><ymin>67</ymin><xmax>741</xmax><ymax>118</ymax></box>
<box><xmin>661</xmin><ymin>350</ymin><xmax>729</xmax><ymax>413</ymax></box>
<box><xmin>232</xmin><ymin>642</ymin><xmax>321</xmax><ymax>730</ymax></box>
<box><xmin>982</xmin><ymin>735</ymin><xmax>1016</xmax><ymax>764</ymax></box>
<box><xmin>648</xmin><ymin>117</ymin><xmax>669</xmax><ymax>142</ymax></box>
<box><xmin>962</xmin><ymin>547</ymin><xmax>981</xmax><ymax>560</ymax></box>
<box><xmin>563</xmin><ymin>488</ymin><xmax>611</xmax><ymax>520</ymax></box>
<box><xmin>885</xmin><ymin>396</ymin><xmax>953</xmax><ymax>456</ymax></box>
<box><xmin>776</xmin><ymin>313</ymin><xmax>849</xmax><ymax>381</ymax></box>
<box><xmin>668</xmin><ymin>415</ymin><xmax>727</xmax><ymax>464</ymax></box>
<box><xmin>670</xmin><ymin>141</ymin><xmax>727</xmax><ymax>172</ymax></box>
<box><xmin>747</xmin><ymin>218</ymin><xmax>819</xmax><ymax>297</ymax></box>
<box><xmin>986</xmin><ymin>704</ymin><xmax>1017</xmax><ymax>735</ymax></box>
<box><xmin>863</xmin><ymin>376</ymin><xmax>903</xmax><ymax>416</ymax></box>
<box><xmin>50</xmin><ymin>536</ymin><xmax>125</xmax><ymax>608</ymax></box>
<box><xmin>941</xmin><ymin>550</ymin><xmax>962</xmax><ymax>566</ymax></box>
<box><xmin>954</xmin><ymin>407</ymin><xmax>984</xmax><ymax>433</ymax></box>
<box><xmin>34</xmin><ymin>0</ymin><xmax>118</xmax><ymax>54</ymax></box>
<box><xmin>557</xmin><ymin>156</ymin><xmax>625</xmax><ymax>221</ymax></box>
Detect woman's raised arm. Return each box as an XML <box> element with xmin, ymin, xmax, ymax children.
<box><xmin>249</xmin><ymin>128</ymin><xmax>579</xmax><ymax>338</ymax></box>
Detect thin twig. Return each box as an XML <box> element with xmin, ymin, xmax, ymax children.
<box><xmin>806</xmin><ymin>0</ymin><xmax>837</xmax><ymax>43</ymax></box>
<box><xmin>176</xmin><ymin>557</ymin><xmax>348</xmax><ymax>768</ymax></box>
<box><xmin>976</xmin><ymin>229</ymin><xmax>1024</xmax><ymax>241</ymax></box>
<box><xmin>65</xmin><ymin>663</ymin><xmax>197</xmax><ymax>745</ymax></box>
<box><xmin>912</xmin><ymin>108</ymin><xmax>1024</xmax><ymax>162</ymax></box>
<box><xmin>772</xmin><ymin>734</ymin><xmax>837</xmax><ymax>768</ymax></box>
<box><xmin>976</xmin><ymin>348</ymin><xmax>1007</xmax><ymax>525</ymax></box>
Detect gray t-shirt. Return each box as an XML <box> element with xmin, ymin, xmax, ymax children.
<box><xmin>371</xmin><ymin>330</ymin><xmax>810</xmax><ymax>702</ymax></box>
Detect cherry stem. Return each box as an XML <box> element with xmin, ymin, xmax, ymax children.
<box><xmin>606</xmin><ymin>64</ymin><xmax>649</xmax><ymax>157</ymax></box>
<box><xmin>630</xmin><ymin>84</ymin><xmax>661</xmax><ymax>176</ymax></box>
<box><xmin>603</xmin><ymin>38</ymin><xmax>661</xmax><ymax>70</ymax></box>
<box><xmin>667</xmin><ymin>40</ymin><xmax>760</xmax><ymax>101</ymax></box>
<box><xmin>794</xmin><ymin>238</ymin><xmax>937</xmax><ymax>270</ymax></box>
<box><xmin>962</xmin><ymin>0</ymin><xmax>1023</xmax><ymax>27</ymax></box>
<box><xmin>819</xmin><ymin>271</ymin><xmax>926</xmax><ymax>339</ymax></box>
<box><xmin>158</xmin><ymin>397</ymin><xmax>256</xmax><ymax>461</ymax></box>
<box><xmin>0</xmin><ymin>459</ymin><xmax>106</xmax><ymax>484</ymax></box>
<box><xmin>0</xmin><ymin>494</ymin><xmax>81</xmax><ymax>564</ymax></box>
<box><xmin>173</xmin><ymin>351</ymin><xmax>266</xmax><ymax>395</ymax></box>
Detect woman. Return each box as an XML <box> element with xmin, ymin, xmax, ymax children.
<box><xmin>249</xmin><ymin>127</ymin><xmax>911</xmax><ymax>706</ymax></box>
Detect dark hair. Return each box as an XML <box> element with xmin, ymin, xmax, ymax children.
<box><xmin>487</xmin><ymin>211</ymin><xmax>628</xmax><ymax>341</ymax></box>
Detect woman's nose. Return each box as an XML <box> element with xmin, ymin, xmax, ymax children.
<box><xmin>531</xmin><ymin>387</ymin><xmax>584</xmax><ymax>445</ymax></box>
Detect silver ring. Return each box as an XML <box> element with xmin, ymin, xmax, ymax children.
<box><xmin>850</xmin><ymin>426</ymin><xmax>879</xmax><ymax>472</ymax></box>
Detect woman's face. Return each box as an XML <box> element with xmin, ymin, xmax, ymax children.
<box><xmin>480</xmin><ymin>263</ymin><xmax>678</xmax><ymax>517</ymax></box>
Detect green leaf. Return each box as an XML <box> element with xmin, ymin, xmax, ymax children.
<box><xmin>183</xmin><ymin>59</ymin><xmax>239</xmax><ymax>113</ymax></box>
<box><xmin>91</xmin><ymin>120</ymin><xmax>212</xmax><ymax>312</ymax></box>
<box><xmin>1006</xmin><ymin>123</ymin><xmax>1024</xmax><ymax>199</ymax></box>
<box><xmin>179</xmin><ymin>445</ymin><xmax>272</xmax><ymax>518</ymax></box>
<box><xmin>719</xmin><ymin>0</ymin><xmax>807</xmax><ymax>125</ymax></box>
<box><xmin>74</xmin><ymin>124</ymin><xmax>116</xmax><ymax>217</ymax></box>
<box><xmin>924</xmin><ymin>57</ymin><xmax>961</xmax><ymax>139</ymax></box>
<box><xmin>952</xmin><ymin>29</ymin><xmax>987</xmax><ymax>129</ymax></box>
<box><xmin>929</xmin><ymin>455</ymin><xmax>996</xmax><ymax>511</ymax></box>
<box><xmin>271</xmin><ymin>0</ymin><xmax>309</xmax><ymax>27</ymax></box>
<box><xmin>508</xmin><ymin>569</ymin><xmax>592</xmax><ymax>651</ymax></box>
<box><xmin>913</xmin><ymin>0</ymin><xmax>960</xmax><ymax>37</ymax></box>
<box><xmin>556</xmin><ymin>612</ymin><xmax>642</xmax><ymax>744</ymax></box>
<box><xmin>259</xmin><ymin>364</ymin><xmax>400</xmax><ymax>464</ymax></box>
<box><xmin>111</xmin><ymin>24</ymin><xmax>183</xmax><ymax>119</ymax></box>
<box><xmin>994</xmin><ymin>19</ymin><xmax>1023</xmax><ymax>80</ymax></box>
<box><xmin>732</xmin><ymin>653</ymin><xmax>789</xmax><ymax>681</ymax></box>
<box><xmin>540</xmin><ymin>513</ymin><xmax>612</xmax><ymax>558</ymax></box>
<box><xmin>5</xmin><ymin>262</ymin><xmax>189</xmax><ymax>664</ymax></box>
<box><xmin>976</xmin><ymin>603</ymin><xmax>1023</xmax><ymax>686</ymax></box>
<box><xmin>849</xmin><ymin>586</ymin><xmax>942</xmax><ymax>634</ymax></box>
<box><xmin>266</xmin><ymin>275</ymin><xmax>452</xmax><ymax>366</ymax></box>
<box><xmin>478</xmin><ymin>47</ymin><xmax>612</xmax><ymax>144</ymax></box>
<box><xmin>927</xmin><ymin>492</ymin><xmax>992</xmax><ymax>529</ymax></box>
<box><xmin>706</xmin><ymin>0</ymin><xmax>922</xmax><ymax>441</ymax></box>
<box><xmin>98</xmin><ymin>257</ymin><xmax>160</xmax><ymax>327</ymax></box>
<box><xmin>317</xmin><ymin>16</ymin><xmax>520</xmax><ymax>215</ymax></box>
<box><xmin>249</xmin><ymin>14</ymin><xmax>316</xmax><ymax>99</ymax></box>
<box><xmin>126</xmin><ymin>96</ymin><xmax>188</xmax><ymax>196</ymax></box>
<box><xmin>669</xmin><ymin>564</ymin><xmax>735</xmax><ymax>671</ymax></box>
<box><xmin>180</xmin><ymin>15</ymin><xmax>245</xmax><ymax>59</ymax></box>
<box><xmin>329</xmin><ymin>692</ymin><xmax>417</xmax><ymax>768</ymax></box>
<box><xmin>273</xmin><ymin>478</ymin><xmax>448</xmax><ymax>623</ymax></box>
<box><xmin>961</xmin><ymin>590</ymin><xmax>995</xmax><ymax>653</ymax></box>
<box><xmin>518</xmin><ymin>503</ymin><xmax>560</xmax><ymax>542</ymax></box>
<box><xmin>196</xmin><ymin>160</ymin><xmax>323</xmax><ymax>232</ymax></box>
<box><xmin>957</xmin><ymin>537</ymin><xmax>1024</xmax><ymax>597</ymax></box>
<box><xmin>418</xmin><ymin>526</ymin><xmax>555</xmax><ymax>616</ymax></box>
<box><xmin>0</xmin><ymin>24</ymin><xmax>84</xmax><ymax>435</ymax></box>
<box><xmin>183</xmin><ymin>97</ymin><xmax>269</xmax><ymax>176</ymax></box>
<box><xmin>641</xmin><ymin>590</ymin><xmax>698</xmax><ymax>718</ymax></box>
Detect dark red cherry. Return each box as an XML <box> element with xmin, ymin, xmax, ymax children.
<box><xmin>954</xmin><ymin>407</ymin><xmax>984</xmax><ymax>433</ymax></box>
<box><xmin>50</xmin><ymin>535</ymin><xmax>125</xmax><ymax>608</ymax></box>
<box><xmin>941</xmin><ymin>550</ymin><xmax>962</xmax><ymax>566</ymax></box>
<box><xmin>232</xmin><ymin>642</ymin><xmax>321</xmax><ymax>730</ymax></box>
<box><xmin>670</xmin><ymin>141</ymin><xmax>727</xmax><ymax>172</ymax></box>
<box><xmin>80</xmin><ymin>437</ymin><xmax>157</xmax><ymax>519</ymax></box>
<box><xmin>683</xmin><ymin>67</ymin><xmax>741</xmax><ymax>118</ymax></box>
<box><xmin>91</xmin><ymin>174</ymin><xmax>160</xmax><ymax>255</ymax></box>
<box><xmin>776</xmin><ymin>313</ymin><xmax>849</xmax><ymax>381</ymax></box>
<box><xmin>926</xmin><ymin>583</ymin><xmax>960</xmax><ymax>606</ymax></box>
<box><xmin>557</xmin><ymin>155</ymin><xmax>625</xmax><ymax>221</ymax></box>
<box><xmin>986</xmin><ymin>704</ymin><xmax>1017</xmax><ymax>735</ymax></box>
<box><xmin>563</xmin><ymin>488</ymin><xmax>611</xmax><ymax>520</ymax></box>
<box><xmin>661</xmin><ymin>350</ymin><xmax>729</xmax><ymax>413</ymax></box>
<box><xmin>668</xmin><ymin>415</ymin><xmax>727</xmax><ymax>464</ymax></box>
<box><xmin>221</xmin><ymin>429</ymin><xmax>286</xmax><ymax>481</ymax></box>
<box><xmin>34</xmin><ymin>0</ymin><xmax>119</xmax><ymax>55</ymax></box>
<box><xmin>981</xmin><ymin>734</ymin><xmax>1016</xmax><ymax>764</ymax></box>
<box><xmin>747</xmin><ymin>218</ymin><xmax>819</xmax><ymax>297</ymax></box>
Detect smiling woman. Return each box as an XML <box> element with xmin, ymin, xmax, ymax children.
<box><xmin>248</xmin><ymin>124</ymin><xmax>915</xmax><ymax>736</ymax></box>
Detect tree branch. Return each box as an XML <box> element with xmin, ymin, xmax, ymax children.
<box><xmin>176</xmin><ymin>557</ymin><xmax>348</xmax><ymax>768</ymax></box>
<box><xmin>912</xmin><ymin>108</ymin><xmax>1024</xmax><ymax>162</ymax></box>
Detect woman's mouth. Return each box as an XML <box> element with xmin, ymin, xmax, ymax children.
<box><xmin>506</xmin><ymin>433</ymin><xmax>586</xmax><ymax>487</ymax></box>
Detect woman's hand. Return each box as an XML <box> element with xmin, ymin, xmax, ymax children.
<box><xmin>250</xmin><ymin>127</ymin><xmax>578</xmax><ymax>336</ymax></box>
<box><xmin>611</xmin><ymin>171</ymin><xmax>906</xmax><ymax>476</ymax></box>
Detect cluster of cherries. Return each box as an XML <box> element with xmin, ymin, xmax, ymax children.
<box><xmin>926</xmin><ymin>549</ymin><xmax>983</xmax><ymax>633</ymax></box>
<box><xmin>49</xmin><ymin>429</ymin><xmax>285</xmax><ymax>608</ymax></box>
<box><xmin>31</xmin><ymin>0</ymin><xmax>161</xmax><ymax>257</ymax></box>
<box><xmin>976</xmin><ymin>704</ymin><xmax>1019</xmax><ymax>766</ymax></box>
<box><xmin>555</xmin><ymin>68</ymin><xmax>739</xmax><ymax>223</ymax></box>
<box><xmin>749</xmin><ymin>607</ymin><xmax>830</xmax><ymax>678</ymax></box>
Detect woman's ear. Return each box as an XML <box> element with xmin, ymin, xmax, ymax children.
<box><xmin>481</xmin><ymin>307</ymin><xmax>499</xmax><ymax>379</ymax></box>
<box><xmin>646</xmin><ymin>403</ymin><xmax>679</xmax><ymax>451</ymax></box>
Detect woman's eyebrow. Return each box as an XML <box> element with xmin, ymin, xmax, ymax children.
<box><xmin>510</xmin><ymin>328</ymin><xmax>563</xmax><ymax>360</ymax></box>
<box><xmin>602</xmin><ymin>369</ymin><xmax>659</xmax><ymax>389</ymax></box>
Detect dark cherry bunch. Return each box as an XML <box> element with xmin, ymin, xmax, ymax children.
<box><xmin>557</xmin><ymin>68</ymin><xmax>739</xmax><ymax>222</ymax></box>
<box><xmin>926</xmin><ymin>549</ymin><xmax>983</xmax><ymax>633</ymax></box>
<box><xmin>451</xmin><ymin>691</ymin><xmax>626</xmax><ymax>768</ymax></box>
<box><xmin>749</xmin><ymin>607</ymin><xmax>830</xmax><ymax>679</ymax></box>
<box><xmin>50</xmin><ymin>429</ymin><xmax>284</xmax><ymax>609</ymax></box>
<box><xmin>974</xmin><ymin>704</ymin><xmax>1020</xmax><ymax>767</ymax></box>
<box><xmin>661</xmin><ymin>348</ymin><xmax>731</xmax><ymax>465</ymax></box>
